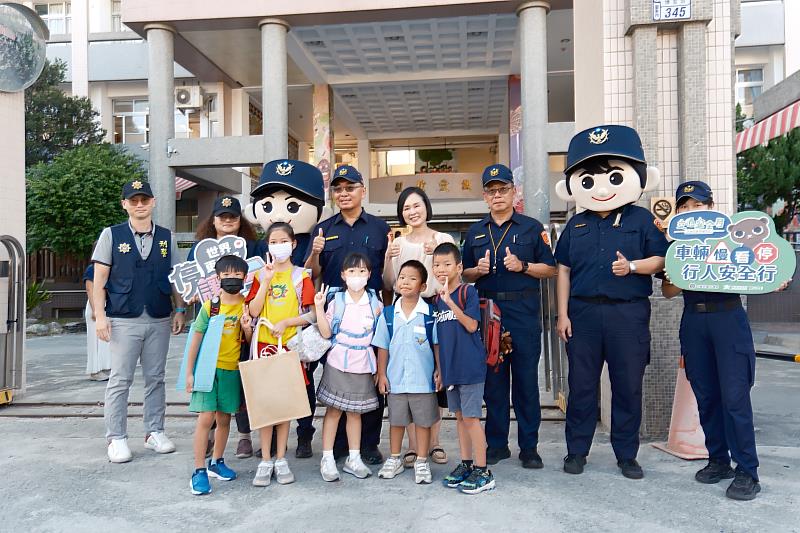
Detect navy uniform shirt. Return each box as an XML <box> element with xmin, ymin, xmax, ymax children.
<box><xmin>462</xmin><ymin>212</ymin><xmax>555</xmax><ymax>293</ymax></box>
<box><xmin>305</xmin><ymin>209</ymin><xmax>390</xmax><ymax>291</ymax></box>
<box><xmin>554</xmin><ymin>203</ymin><xmax>669</xmax><ymax>300</ymax></box>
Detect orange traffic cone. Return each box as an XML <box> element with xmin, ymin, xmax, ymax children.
<box><xmin>652</xmin><ymin>356</ymin><xmax>709</xmax><ymax>460</ymax></box>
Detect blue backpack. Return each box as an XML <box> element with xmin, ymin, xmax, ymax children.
<box><xmin>326</xmin><ymin>287</ymin><xmax>382</xmax><ymax>337</ymax></box>
<box><xmin>382</xmin><ymin>302</ymin><xmax>436</xmax><ymax>353</ymax></box>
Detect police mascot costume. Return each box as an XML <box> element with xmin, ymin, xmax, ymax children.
<box><xmin>245</xmin><ymin>159</ymin><xmax>327</xmax><ymax>266</ymax></box>
<box><xmin>554</xmin><ymin>125</ymin><xmax>669</xmax><ymax>479</ymax></box>
<box><xmin>244</xmin><ymin>159</ymin><xmax>327</xmax><ymax>458</ymax></box>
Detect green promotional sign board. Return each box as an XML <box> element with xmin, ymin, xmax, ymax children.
<box><xmin>665</xmin><ymin>210</ymin><xmax>796</xmax><ymax>294</ymax></box>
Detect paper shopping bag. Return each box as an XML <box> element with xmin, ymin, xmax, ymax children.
<box><xmin>239</xmin><ymin>322</ymin><xmax>311</xmax><ymax>430</ymax></box>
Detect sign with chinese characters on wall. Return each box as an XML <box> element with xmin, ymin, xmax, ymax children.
<box><xmin>665</xmin><ymin>210</ymin><xmax>797</xmax><ymax>294</ymax></box>
<box><xmin>653</xmin><ymin>0</ymin><xmax>691</xmax><ymax>21</ymax></box>
<box><xmin>369</xmin><ymin>172</ymin><xmax>483</xmax><ymax>204</ymax></box>
<box><xmin>169</xmin><ymin>236</ymin><xmax>265</xmax><ymax>302</ymax></box>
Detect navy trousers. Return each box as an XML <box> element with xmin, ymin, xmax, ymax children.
<box><xmin>680</xmin><ymin>306</ymin><xmax>759</xmax><ymax>480</ymax></box>
<box><xmin>484</xmin><ymin>297</ymin><xmax>542</xmax><ymax>450</ymax></box>
<box><xmin>565</xmin><ymin>298</ymin><xmax>651</xmax><ymax>460</ymax></box>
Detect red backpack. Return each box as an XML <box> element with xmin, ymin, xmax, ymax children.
<box><xmin>438</xmin><ymin>284</ymin><xmax>505</xmax><ymax>373</ymax></box>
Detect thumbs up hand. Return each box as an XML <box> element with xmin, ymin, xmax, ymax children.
<box><xmin>423</xmin><ymin>235</ymin><xmax>438</xmax><ymax>255</ymax></box>
<box><xmin>612</xmin><ymin>250</ymin><xmax>631</xmax><ymax>277</ymax></box>
<box><xmin>503</xmin><ymin>246</ymin><xmax>523</xmax><ymax>273</ymax></box>
<box><xmin>312</xmin><ymin>228</ymin><xmax>325</xmax><ymax>255</ymax></box>
<box><xmin>387</xmin><ymin>231</ymin><xmax>401</xmax><ymax>258</ymax></box>
<box><xmin>476</xmin><ymin>249</ymin><xmax>491</xmax><ymax>275</ymax></box>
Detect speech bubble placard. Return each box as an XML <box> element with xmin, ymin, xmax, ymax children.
<box><xmin>665</xmin><ymin>210</ymin><xmax>796</xmax><ymax>294</ymax></box>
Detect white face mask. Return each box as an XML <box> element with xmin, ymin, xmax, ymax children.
<box><xmin>345</xmin><ymin>275</ymin><xmax>369</xmax><ymax>292</ymax></box>
<box><xmin>268</xmin><ymin>242</ymin><xmax>293</xmax><ymax>261</ymax></box>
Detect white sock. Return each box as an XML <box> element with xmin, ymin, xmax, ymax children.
<box><xmin>349</xmin><ymin>449</ymin><xmax>360</xmax><ymax>461</ymax></box>
<box><xmin>260</xmin><ymin>459</ymin><xmax>273</xmax><ymax>466</ymax></box>
<box><xmin>322</xmin><ymin>450</ymin><xmax>334</xmax><ymax>459</ymax></box>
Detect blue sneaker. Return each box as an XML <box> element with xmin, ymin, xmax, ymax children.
<box><xmin>442</xmin><ymin>462</ymin><xmax>473</xmax><ymax>488</ymax></box>
<box><xmin>190</xmin><ymin>468</ymin><xmax>212</xmax><ymax>495</ymax></box>
<box><xmin>458</xmin><ymin>468</ymin><xmax>496</xmax><ymax>495</ymax></box>
<box><xmin>208</xmin><ymin>458</ymin><xmax>237</xmax><ymax>481</ymax></box>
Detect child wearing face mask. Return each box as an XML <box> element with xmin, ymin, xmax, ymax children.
<box><xmin>314</xmin><ymin>252</ymin><xmax>384</xmax><ymax>482</ymax></box>
<box><xmin>246</xmin><ymin>222</ymin><xmax>316</xmax><ymax>487</ymax></box>
<box><xmin>187</xmin><ymin>255</ymin><xmax>253</xmax><ymax>496</ymax></box>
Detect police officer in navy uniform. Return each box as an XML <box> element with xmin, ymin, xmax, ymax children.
<box><xmin>305</xmin><ymin>164</ymin><xmax>390</xmax><ymax>464</ymax></box>
<box><xmin>554</xmin><ymin>125</ymin><xmax>669</xmax><ymax>479</ymax></box>
<box><xmin>92</xmin><ymin>180</ymin><xmax>186</xmax><ymax>463</ymax></box>
<box><xmin>462</xmin><ymin>164</ymin><xmax>557</xmax><ymax>469</ymax></box>
<box><xmin>662</xmin><ymin>181</ymin><xmax>776</xmax><ymax>500</ymax></box>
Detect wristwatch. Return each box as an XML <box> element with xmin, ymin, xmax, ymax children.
<box><xmin>629</xmin><ymin>261</ymin><xmax>637</xmax><ymax>273</ymax></box>
<box><xmin>520</xmin><ymin>261</ymin><xmax>529</xmax><ymax>273</ymax></box>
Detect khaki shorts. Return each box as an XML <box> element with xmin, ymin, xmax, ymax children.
<box><xmin>387</xmin><ymin>392</ymin><xmax>440</xmax><ymax>427</ymax></box>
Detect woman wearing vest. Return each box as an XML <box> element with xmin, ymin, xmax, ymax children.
<box><xmin>187</xmin><ymin>195</ymin><xmax>266</xmax><ymax>459</ymax></box>
<box><xmin>92</xmin><ymin>180</ymin><xmax>185</xmax><ymax>464</ymax></box>
<box><xmin>382</xmin><ymin>187</ymin><xmax>455</xmax><ymax>467</ymax></box>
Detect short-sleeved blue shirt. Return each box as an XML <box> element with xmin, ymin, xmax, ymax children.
<box><xmin>554</xmin><ymin>203</ymin><xmax>669</xmax><ymax>300</ymax></box>
<box><xmin>435</xmin><ymin>284</ymin><xmax>487</xmax><ymax>386</ymax></box>
<box><xmin>462</xmin><ymin>212</ymin><xmax>555</xmax><ymax>293</ymax></box>
<box><xmin>82</xmin><ymin>263</ymin><xmax>94</xmax><ymax>283</ymax></box>
<box><xmin>372</xmin><ymin>298</ymin><xmax>438</xmax><ymax>394</ymax></box>
<box><xmin>304</xmin><ymin>209</ymin><xmax>390</xmax><ymax>291</ymax></box>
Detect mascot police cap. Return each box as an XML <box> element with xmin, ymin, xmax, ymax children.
<box><xmin>564</xmin><ymin>125</ymin><xmax>646</xmax><ymax>175</ymax></box>
<box><xmin>252</xmin><ymin>159</ymin><xmax>325</xmax><ymax>203</ymax></box>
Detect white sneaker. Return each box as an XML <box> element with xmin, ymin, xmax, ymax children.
<box><xmin>343</xmin><ymin>455</ymin><xmax>372</xmax><ymax>479</ymax></box>
<box><xmin>144</xmin><ymin>432</ymin><xmax>176</xmax><ymax>454</ymax></box>
<box><xmin>107</xmin><ymin>438</ymin><xmax>133</xmax><ymax>463</ymax></box>
<box><xmin>414</xmin><ymin>460</ymin><xmax>432</xmax><ymax>484</ymax></box>
<box><xmin>253</xmin><ymin>460</ymin><xmax>274</xmax><ymax>487</ymax></box>
<box><xmin>320</xmin><ymin>455</ymin><xmax>340</xmax><ymax>482</ymax></box>
<box><xmin>378</xmin><ymin>456</ymin><xmax>404</xmax><ymax>479</ymax></box>
<box><xmin>274</xmin><ymin>458</ymin><xmax>295</xmax><ymax>485</ymax></box>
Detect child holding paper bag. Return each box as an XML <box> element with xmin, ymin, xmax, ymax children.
<box><xmin>246</xmin><ymin>222</ymin><xmax>316</xmax><ymax>487</ymax></box>
<box><xmin>186</xmin><ymin>255</ymin><xmax>253</xmax><ymax>496</ymax></box>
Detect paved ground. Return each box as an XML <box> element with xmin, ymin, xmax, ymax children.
<box><xmin>1</xmin><ymin>333</ymin><xmax>798</xmax><ymax>532</ymax></box>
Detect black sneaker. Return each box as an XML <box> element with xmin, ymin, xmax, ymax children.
<box><xmin>519</xmin><ymin>448</ymin><xmax>543</xmax><ymax>469</ymax></box>
<box><xmin>726</xmin><ymin>469</ymin><xmax>761</xmax><ymax>501</ymax></box>
<box><xmin>486</xmin><ymin>446</ymin><xmax>511</xmax><ymax>465</ymax></box>
<box><xmin>295</xmin><ymin>438</ymin><xmax>313</xmax><ymax>459</ymax></box>
<box><xmin>695</xmin><ymin>460</ymin><xmax>735</xmax><ymax>484</ymax></box>
<box><xmin>458</xmin><ymin>467</ymin><xmax>496</xmax><ymax>495</ymax></box>
<box><xmin>443</xmin><ymin>462</ymin><xmax>473</xmax><ymax>488</ymax></box>
<box><xmin>563</xmin><ymin>454</ymin><xmax>587</xmax><ymax>474</ymax></box>
<box><xmin>361</xmin><ymin>445</ymin><xmax>384</xmax><ymax>465</ymax></box>
<box><xmin>617</xmin><ymin>459</ymin><xmax>644</xmax><ymax>479</ymax></box>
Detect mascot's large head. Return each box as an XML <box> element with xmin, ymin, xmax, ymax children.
<box><xmin>556</xmin><ymin>125</ymin><xmax>660</xmax><ymax>212</ymax></box>
<box><xmin>245</xmin><ymin>159</ymin><xmax>326</xmax><ymax>234</ymax></box>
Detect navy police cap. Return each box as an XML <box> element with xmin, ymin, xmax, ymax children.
<box><xmin>331</xmin><ymin>164</ymin><xmax>363</xmax><ymax>184</ymax></box>
<box><xmin>565</xmin><ymin>125</ymin><xmax>646</xmax><ymax>175</ymax></box>
<box><xmin>121</xmin><ymin>180</ymin><xmax>154</xmax><ymax>199</ymax></box>
<box><xmin>213</xmin><ymin>196</ymin><xmax>242</xmax><ymax>216</ymax></box>
<box><xmin>676</xmin><ymin>181</ymin><xmax>713</xmax><ymax>203</ymax></box>
<box><xmin>481</xmin><ymin>164</ymin><xmax>514</xmax><ymax>186</ymax></box>
<box><xmin>252</xmin><ymin>159</ymin><xmax>325</xmax><ymax>203</ymax></box>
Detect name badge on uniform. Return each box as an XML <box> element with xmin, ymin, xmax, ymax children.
<box><xmin>474</xmin><ymin>234</ymin><xmax>486</xmax><ymax>239</ymax></box>
<box><xmin>574</xmin><ymin>223</ymin><xmax>587</xmax><ymax>228</ymax></box>
<box><xmin>325</xmin><ymin>235</ymin><xmax>339</xmax><ymax>241</ymax></box>
<box><xmin>413</xmin><ymin>326</ymin><xmax>426</xmax><ymax>335</ymax></box>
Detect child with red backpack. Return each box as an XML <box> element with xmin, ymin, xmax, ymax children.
<box><xmin>246</xmin><ymin>222</ymin><xmax>316</xmax><ymax>487</ymax></box>
<box><xmin>431</xmin><ymin>242</ymin><xmax>494</xmax><ymax>494</ymax></box>
<box><xmin>373</xmin><ymin>260</ymin><xmax>442</xmax><ymax>484</ymax></box>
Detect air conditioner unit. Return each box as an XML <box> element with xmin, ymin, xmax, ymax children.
<box><xmin>175</xmin><ymin>86</ymin><xmax>204</xmax><ymax>109</ymax></box>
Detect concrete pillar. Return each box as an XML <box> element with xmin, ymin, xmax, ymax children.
<box><xmin>230</xmin><ymin>88</ymin><xmax>249</xmax><ymax>137</ymax></box>
<box><xmin>516</xmin><ymin>1</ymin><xmax>550</xmax><ymax>223</ymax></box>
<box><xmin>297</xmin><ymin>141</ymin><xmax>311</xmax><ymax>163</ymax></box>
<box><xmin>631</xmin><ymin>26</ymin><xmax>658</xmax><ymax>165</ymax></box>
<box><xmin>70</xmin><ymin>0</ymin><xmax>89</xmax><ymax>97</ymax></box>
<box><xmin>498</xmin><ymin>133</ymin><xmax>510</xmax><ymax>166</ymax></box>
<box><xmin>312</xmin><ymin>84</ymin><xmax>334</xmax><ymax>195</ymax></box>
<box><xmin>678</xmin><ymin>22</ymin><xmax>707</xmax><ymax>182</ymax></box>
<box><xmin>357</xmin><ymin>139</ymin><xmax>370</xmax><ymax>180</ymax></box>
<box><xmin>259</xmin><ymin>18</ymin><xmax>289</xmax><ymax>162</ymax></box>
<box><xmin>145</xmin><ymin>23</ymin><xmax>177</xmax><ymax>230</ymax></box>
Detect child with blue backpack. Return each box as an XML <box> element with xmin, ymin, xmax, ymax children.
<box><xmin>314</xmin><ymin>252</ymin><xmax>383</xmax><ymax>482</ymax></box>
<box><xmin>373</xmin><ymin>260</ymin><xmax>442</xmax><ymax>484</ymax></box>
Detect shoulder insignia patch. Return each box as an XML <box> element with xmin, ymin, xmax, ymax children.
<box><xmin>541</xmin><ymin>230</ymin><xmax>550</xmax><ymax>246</ymax></box>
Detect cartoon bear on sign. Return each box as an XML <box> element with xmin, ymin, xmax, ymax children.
<box><xmin>728</xmin><ymin>217</ymin><xmax>770</xmax><ymax>251</ymax></box>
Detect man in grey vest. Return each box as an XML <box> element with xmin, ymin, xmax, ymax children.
<box><xmin>92</xmin><ymin>180</ymin><xmax>185</xmax><ymax>463</ymax></box>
